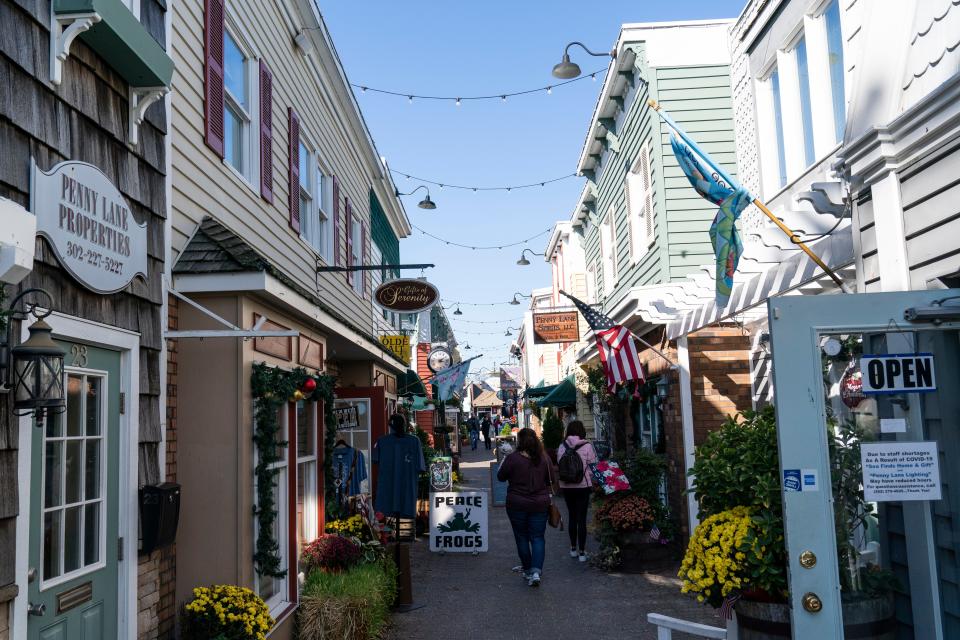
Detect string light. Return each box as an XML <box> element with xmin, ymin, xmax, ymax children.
<box><xmin>441</xmin><ymin>298</ymin><xmax>524</xmax><ymax>307</ymax></box>
<box><xmin>390</xmin><ymin>168</ymin><xmax>578</xmax><ymax>192</ymax></box>
<box><xmin>350</xmin><ymin>67</ymin><xmax>607</xmax><ymax>103</ymax></box>
<box><xmin>413</xmin><ymin>225</ymin><xmax>551</xmax><ymax>251</ymax></box>
<box><xmin>449</xmin><ymin>316</ymin><xmax>524</xmax><ymax>325</ymax></box>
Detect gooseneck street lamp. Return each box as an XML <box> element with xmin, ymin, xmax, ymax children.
<box><xmin>509</xmin><ymin>292</ymin><xmax>532</xmax><ymax>306</ymax></box>
<box><xmin>395</xmin><ymin>184</ymin><xmax>437</xmax><ymax>210</ymax></box>
<box><xmin>0</xmin><ymin>288</ymin><xmax>66</xmax><ymax>428</ymax></box>
<box><xmin>516</xmin><ymin>249</ymin><xmax>545</xmax><ymax>266</ymax></box>
<box><xmin>552</xmin><ymin>41</ymin><xmax>617</xmax><ymax>79</ymax></box>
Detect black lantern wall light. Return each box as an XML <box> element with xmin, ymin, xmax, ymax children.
<box><xmin>0</xmin><ymin>288</ymin><xmax>66</xmax><ymax>427</ymax></box>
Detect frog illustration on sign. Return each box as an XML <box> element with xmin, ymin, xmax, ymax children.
<box><xmin>437</xmin><ymin>508</ymin><xmax>481</xmax><ymax>533</ymax></box>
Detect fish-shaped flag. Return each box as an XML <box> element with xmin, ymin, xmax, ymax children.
<box><xmin>670</xmin><ymin>134</ymin><xmax>752</xmax><ymax>306</ymax></box>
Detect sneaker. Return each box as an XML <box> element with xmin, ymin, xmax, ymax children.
<box><xmin>578</xmin><ymin>553</ymin><xmax>588</xmax><ymax>562</ymax></box>
<box><xmin>569</xmin><ymin>549</ymin><xmax>578</xmax><ymax>558</ymax></box>
<box><xmin>511</xmin><ymin>565</ymin><xmax>525</xmax><ymax>573</ymax></box>
<box><xmin>527</xmin><ymin>570</ymin><xmax>541</xmax><ymax>587</ymax></box>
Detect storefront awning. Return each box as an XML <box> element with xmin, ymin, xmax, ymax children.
<box><xmin>539</xmin><ymin>376</ymin><xmax>576</xmax><ymax>408</ymax></box>
<box><xmin>523</xmin><ymin>383</ymin><xmax>559</xmax><ymax>399</ymax></box>
<box><xmin>399</xmin><ymin>369</ymin><xmax>427</xmax><ymax>397</ymax></box>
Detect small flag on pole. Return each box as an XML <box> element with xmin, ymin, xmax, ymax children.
<box><xmin>670</xmin><ymin>134</ymin><xmax>752</xmax><ymax>306</ymax></box>
<box><xmin>560</xmin><ymin>291</ymin><xmax>645</xmax><ymax>391</ymax></box>
<box><xmin>718</xmin><ymin>592</ymin><xmax>742</xmax><ymax>621</ymax></box>
<box><xmin>648</xmin><ymin>524</ymin><xmax>661</xmax><ymax>541</ymax></box>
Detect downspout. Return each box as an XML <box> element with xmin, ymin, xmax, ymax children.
<box><xmin>677</xmin><ymin>336</ymin><xmax>698</xmax><ymax>534</ymax></box>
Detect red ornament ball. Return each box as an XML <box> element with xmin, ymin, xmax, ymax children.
<box><xmin>302</xmin><ymin>377</ymin><xmax>317</xmax><ymax>393</ymax></box>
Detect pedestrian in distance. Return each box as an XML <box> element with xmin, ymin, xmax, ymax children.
<box><xmin>480</xmin><ymin>414</ymin><xmax>491</xmax><ymax>450</ymax></box>
<box><xmin>497</xmin><ymin>427</ymin><xmax>555</xmax><ymax>587</ymax></box>
<box><xmin>469</xmin><ymin>418</ymin><xmax>479</xmax><ymax>451</ymax></box>
<box><xmin>556</xmin><ymin>421</ymin><xmax>598</xmax><ymax>562</ymax></box>
<box><xmin>480</xmin><ymin>415</ymin><xmax>492</xmax><ymax>447</ymax></box>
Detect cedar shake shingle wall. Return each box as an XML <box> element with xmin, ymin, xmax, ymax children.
<box><xmin>0</xmin><ymin>0</ymin><xmax>169</xmax><ymax>632</ymax></box>
<box><xmin>415</xmin><ymin>343</ymin><xmax>434</xmax><ymax>432</ymax></box>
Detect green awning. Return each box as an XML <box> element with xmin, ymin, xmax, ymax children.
<box><xmin>539</xmin><ymin>376</ymin><xmax>576</xmax><ymax>408</ymax></box>
<box><xmin>399</xmin><ymin>369</ymin><xmax>427</xmax><ymax>397</ymax></box>
<box><xmin>524</xmin><ymin>383</ymin><xmax>559</xmax><ymax>399</ymax></box>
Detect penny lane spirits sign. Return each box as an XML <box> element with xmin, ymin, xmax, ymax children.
<box><xmin>32</xmin><ymin>161</ymin><xmax>148</xmax><ymax>293</ymax></box>
<box><xmin>429</xmin><ymin>491</ymin><xmax>488</xmax><ymax>553</ymax></box>
<box><xmin>374</xmin><ymin>279</ymin><xmax>439</xmax><ymax>314</ymax></box>
<box><xmin>533</xmin><ymin>311</ymin><xmax>580</xmax><ymax>344</ymax></box>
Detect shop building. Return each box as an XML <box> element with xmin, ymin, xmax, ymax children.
<box><xmin>167</xmin><ymin>0</ymin><xmax>409</xmax><ymax>636</ymax></box>
<box><xmin>0</xmin><ymin>0</ymin><xmax>174</xmax><ymax>638</ymax></box>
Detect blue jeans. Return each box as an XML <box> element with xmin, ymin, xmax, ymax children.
<box><xmin>506</xmin><ymin>509</ymin><xmax>547</xmax><ymax>573</ymax></box>
<box><xmin>470</xmin><ymin>432</ymin><xmax>479</xmax><ymax>450</ymax></box>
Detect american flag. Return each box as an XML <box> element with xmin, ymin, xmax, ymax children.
<box><xmin>648</xmin><ymin>525</ymin><xmax>661</xmax><ymax>541</ymax></box>
<box><xmin>718</xmin><ymin>593</ymin><xmax>742</xmax><ymax>620</ymax></box>
<box><xmin>560</xmin><ymin>291</ymin><xmax>645</xmax><ymax>391</ymax></box>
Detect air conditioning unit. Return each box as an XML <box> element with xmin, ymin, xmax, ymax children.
<box><xmin>0</xmin><ymin>197</ymin><xmax>35</xmax><ymax>284</ymax></box>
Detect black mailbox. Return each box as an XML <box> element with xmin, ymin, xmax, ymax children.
<box><xmin>139</xmin><ymin>482</ymin><xmax>180</xmax><ymax>554</ymax></box>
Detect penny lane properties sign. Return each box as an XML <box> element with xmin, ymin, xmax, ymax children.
<box><xmin>32</xmin><ymin>160</ymin><xmax>148</xmax><ymax>293</ymax></box>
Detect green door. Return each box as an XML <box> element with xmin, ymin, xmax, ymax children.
<box><xmin>27</xmin><ymin>341</ymin><xmax>121</xmax><ymax>640</ymax></box>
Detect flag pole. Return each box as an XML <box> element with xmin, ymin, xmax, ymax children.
<box><xmin>558</xmin><ymin>290</ymin><xmax>677</xmax><ymax>370</ymax></box>
<box><xmin>647</xmin><ymin>99</ymin><xmax>850</xmax><ymax>293</ymax></box>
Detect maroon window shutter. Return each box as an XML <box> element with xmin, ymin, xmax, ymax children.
<box><xmin>204</xmin><ymin>0</ymin><xmax>225</xmax><ymax>156</ymax></box>
<box><xmin>332</xmin><ymin>176</ymin><xmax>340</xmax><ymax>265</ymax></box>
<box><xmin>288</xmin><ymin>107</ymin><xmax>300</xmax><ymax>232</ymax></box>
<box><xmin>259</xmin><ymin>60</ymin><xmax>273</xmax><ymax>203</ymax></box>
<box><xmin>361</xmin><ymin>222</ymin><xmax>369</xmax><ymax>298</ymax></box>
<box><xmin>345</xmin><ymin>200</ymin><xmax>354</xmax><ymax>285</ymax></box>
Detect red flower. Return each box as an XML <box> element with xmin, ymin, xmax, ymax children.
<box><xmin>301</xmin><ymin>534</ymin><xmax>361</xmax><ymax>572</ymax></box>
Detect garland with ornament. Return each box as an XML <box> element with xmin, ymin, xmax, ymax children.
<box><xmin>250</xmin><ymin>363</ymin><xmax>336</xmax><ymax>579</ymax></box>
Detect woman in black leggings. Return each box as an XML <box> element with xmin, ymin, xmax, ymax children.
<box><xmin>556</xmin><ymin>421</ymin><xmax>598</xmax><ymax>561</ymax></box>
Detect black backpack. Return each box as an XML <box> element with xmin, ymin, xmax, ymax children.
<box><xmin>558</xmin><ymin>442</ymin><xmax>588</xmax><ymax>483</ymax></box>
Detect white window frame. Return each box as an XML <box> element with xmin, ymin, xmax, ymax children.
<box><xmin>39</xmin><ymin>369</ymin><xmax>109</xmax><ymax>590</ymax></box>
<box><xmin>350</xmin><ymin>214</ymin><xmax>363</xmax><ymax>296</ymax></box>
<box><xmin>586</xmin><ymin>263</ymin><xmax>598</xmax><ymax>304</ymax></box>
<box><xmin>318</xmin><ymin>172</ymin><xmax>334</xmax><ymax>263</ymax></box>
<box><xmin>295</xmin><ymin>401</ymin><xmax>318</xmax><ymax>584</ymax></box>
<box><xmin>255</xmin><ymin>405</ymin><xmax>290</xmax><ymax>614</ymax></box>
<box><xmin>626</xmin><ymin>140</ymin><xmax>655</xmax><ymax>262</ymax></box>
<box><xmin>600</xmin><ymin>206</ymin><xmax>617</xmax><ymax>297</ymax></box>
<box><xmin>222</xmin><ymin>17</ymin><xmax>260</xmax><ymax>191</ymax></box>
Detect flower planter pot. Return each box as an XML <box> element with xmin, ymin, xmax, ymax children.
<box><xmin>735</xmin><ymin>593</ymin><xmax>895</xmax><ymax>640</ymax></box>
<box><xmin>615</xmin><ymin>530</ymin><xmax>676</xmax><ymax>573</ymax></box>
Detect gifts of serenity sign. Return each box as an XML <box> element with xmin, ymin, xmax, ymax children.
<box><xmin>374</xmin><ymin>279</ymin><xmax>438</xmax><ymax>314</ymax></box>
<box><xmin>32</xmin><ymin>160</ymin><xmax>148</xmax><ymax>293</ymax></box>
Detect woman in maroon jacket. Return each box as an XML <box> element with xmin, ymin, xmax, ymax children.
<box><xmin>497</xmin><ymin>428</ymin><xmax>554</xmax><ymax>587</ymax></box>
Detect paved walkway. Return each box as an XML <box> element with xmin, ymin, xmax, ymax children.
<box><xmin>387</xmin><ymin>446</ymin><xmax>721</xmax><ymax>640</ymax></box>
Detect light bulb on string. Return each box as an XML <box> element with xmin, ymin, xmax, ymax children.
<box><xmin>455</xmin><ymin>98</ymin><xmax>461</xmax><ymax>107</ymax></box>
<box><xmin>408</xmin><ymin>96</ymin><xmax>413</xmax><ymax>104</ymax></box>
<box><xmin>361</xmin><ymin>86</ymin><xmax>367</xmax><ymax>92</ymax></box>
<box><xmin>592</xmin><ymin>73</ymin><xmax>597</xmax><ymax>81</ymax></box>
<box><xmin>501</xmin><ymin>95</ymin><xmax>506</xmax><ymax>103</ymax></box>
<box><xmin>547</xmin><ymin>86</ymin><xmax>552</xmax><ymax>95</ymax></box>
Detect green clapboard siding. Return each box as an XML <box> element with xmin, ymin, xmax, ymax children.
<box><xmin>369</xmin><ymin>189</ymin><xmax>400</xmax><ymax>278</ymax></box>
<box><xmin>581</xmin><ymin>49</ymin><xmax>736</xmax><ymax>314</ymax></box>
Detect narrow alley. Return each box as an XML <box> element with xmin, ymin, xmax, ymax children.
<box><xmin>387</xmin><ymin>445</ymin><xmax>717</xmax><ymax>640</ymax></box>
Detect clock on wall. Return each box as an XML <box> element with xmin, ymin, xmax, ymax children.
<box><xmin>427</xmin><ymin>347</ymin><xmax>453</xmax><ymax>373</ymax></box>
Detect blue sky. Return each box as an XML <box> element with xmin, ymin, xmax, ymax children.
<box><xmin>322</xmin><ymin>0</ymin><xmax>746</xmax><ymax>376</ymax></box>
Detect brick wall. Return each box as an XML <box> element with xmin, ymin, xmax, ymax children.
<box><xmin>414</xmin><ymin>343</ymin><xmax>434</xmax><ymax>433</ymax></box>
<box><xmin>135</xmin><ymin>295</ymin><xmax>179</xmax><ymax>639</ymax></box>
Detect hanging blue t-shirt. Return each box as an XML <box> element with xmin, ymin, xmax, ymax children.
<box><xmin>372</xmin><ymin>434</ymin><xmax>425</xmax><ymax>518</ymax></box>
<box><xmin>332</xmin><ymin>445</ymin><xmax>367</xmax><ymax>499</ymax></box>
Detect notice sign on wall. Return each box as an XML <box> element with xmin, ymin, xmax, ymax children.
<box><xmin>429</xmin><ymin>491</ymin><xmax>488</xmax><ymax>553</ymax></box>
<box><xmin>860</xmin><ymin>353</ymin><xmax>936</xmax><ymax>395</ymax></box>
<box><xmin>32</xmin><ymin>160</ymin><xmax>148</xmax><ymax>294</ymax></box>
<box><xmin>533</xmin><ymin>311</ymin><xmax>580</xmax><ymax>344</ymax></box>
<box><xmin>861</xmin><ymin>441</ymin><xmax>942</xmax><ymax>502</ymax></box>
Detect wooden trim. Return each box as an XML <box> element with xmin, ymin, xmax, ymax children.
<box><xmin>297</xmin><ymin>335</ymin><xmax>324</xmax><ymax>371</ymax></box>
<box><xmin>317</xmin><ymin>399</ymin><xmax>326</xmax><ymax>534</ymax></box>
<box><xmin>252</xmin><ymin>313</ymin><xmax>292</xmax><ymax>360</ymax></box>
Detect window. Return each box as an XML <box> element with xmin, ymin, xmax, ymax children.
<box><xmin>42</xmin><ymin>374</ymin><xmax>106</xmax><ymax>587</ymax></box>
<box><xmin>586</xmin><ymin>263</ymin><xmax>598</xmax><ymax>304</ymax></box>
<box><xmin>794</xmin><ymin>37</ymin><xmax>816</xmax><ymax>167</ymax></box>
<box><xmin>223</xmin><ymin>29</ymin><xmax>252</xmax><ymax>177</ymax></box>
<box><xmin>302</xmin><ymin>168</ymin><xmax>334</xmax><ymax>262</ymax></box>
<box><xmin>298</xmin><ymin>142</ymin><xmax>312</xmax><ymax>229</ymax></box>
<box><xmin>600</xmin><ymin>207</ymin><xmax>617</xmax><ymax>296</ymax></box>
<box><xmin>257</xmin><ymin>406</ymin><xmax>289</xmax><ymax>610</ymax></box>
<box><xmin>824</xmin><ymin>1</ymin><xmax>846</xmax><ymax>141</ymax></box>
<box><xmin>626</xmin><ymin>140</ymin><xmax>655</xmax><ymax>261</ymax></box>
<box><xmin>769</xmin><ymin>68</ymin><xmax>788</xmax><ymax>188</ymax></box>
<box><xmin>295</xmin><ymin>401</ymin><xmax>318</xmax><ymax>576</ymax></box>
<box><xmin>350</xmin><ymin>216</ymin><xmax>363</xmax><ymax>296</ymax></box>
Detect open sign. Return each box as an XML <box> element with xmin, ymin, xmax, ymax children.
<box><xmin>860</xmin><ymin>354</ymin><xmax>936</xmax><ymax>395</ymax></box>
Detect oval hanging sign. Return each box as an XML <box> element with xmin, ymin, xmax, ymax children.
<box><xmin>375</xmin><ymin>279</ymin><xmax>439</xmax><ymax>313</ymax></box>
<box><xmin>31</xmin><ymin>160</ymin><xmax>148</xmax><ymax>294</ymax></box>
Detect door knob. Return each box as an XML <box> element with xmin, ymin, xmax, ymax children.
<box><xmin>802</xmin><ymin>592</ymin><xmax>823</xmax><ymax>613</ymax></box>
<box><xmin>28</xmin><ymin>602</ymin><xmax>46</xmax><ymax>616</ymax></box>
